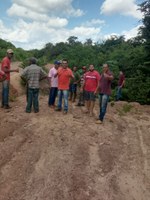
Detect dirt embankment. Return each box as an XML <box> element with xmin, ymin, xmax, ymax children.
<box><xmin>0</xmin><ymin>62</ymin><xmax>150</xmax><ymax>200</ymax></box>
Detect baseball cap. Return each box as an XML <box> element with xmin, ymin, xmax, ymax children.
<box><xmin>7</xmin><ymin>49</ymin><xmax>14</xmax><ymax>54</ymax></box>
<box><xmin>54</xmin><ymin>60</ymin><xmax>60</xmax><ymax>65</ymax></box>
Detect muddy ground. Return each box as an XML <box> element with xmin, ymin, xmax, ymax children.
<box><xmin>0</xmin><ymin>62</ymin><xmax>150</xmax><ymax>200</ymax></box>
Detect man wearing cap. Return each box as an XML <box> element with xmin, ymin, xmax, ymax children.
<box><xmin>1</xmin><ymin>49</ymin><xmax>19</xmax><ymax>109</ymax></box>
<box><xmin>48</xmin><ymin>61</ymin><xmax>60</xmax><ymax>108</ymax></box>
<box><xmin>69</xmin><ymin>66</ymin><xmax>80</xmax><ymax>102</ymax></box>
<box><xmin>76</xmin><ymin>66</ymin><xmax>87</xmax><ymax>106</ymax></box>
<box><xmin>21</xmin><ymin>57</ymin><xmax>47</xmax><ymax>113</ymax></box>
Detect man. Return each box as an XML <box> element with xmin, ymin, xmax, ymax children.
<box><xmin>96</xmin><ymin>63</ymin><xmax>114</xmax><ymax>124</ymax></box>
<box><xmin>76</xmin><ymin>66</ymin><xmax>87</xmax><ymax>106</ymax></box>
<box><xmin>1</xmin><ymin>49</ymin><xmax>19</xmax><ymax>109</ymax></box>
<box><xmin>48</xmin><ymin>60</ymin><xmax>60</xmax><ymax>108</ymax></box>
<box><xmin>55</xmin><ymin>59</ymin><xmax>74</xmax><ymax>114</ymax></box>
<box><xmin>21</xmin><ymin>57</ymin><xmax>47</xmax><ymax>113</ymax></box>
<box><xmin>116</xmin><ymin>71</ymin><xmax>125</xmax><ymax>101</ymax></box>
<box><xmin>83</xmin><ymin>64</ymin><xmax>100</xmax><ymax>117</ymax></box>
<box><xmin>69</xmin><ymin>66</ymin><xmax>80</xmax><ymax>102</ymax></box>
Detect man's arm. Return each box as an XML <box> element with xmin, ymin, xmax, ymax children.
<box><xmin>104</xmin><ymin>73</ymin><xmax>114</xmax><ymax>80</ymax></box>
<box><xmin>3</xmin><ymin>66</ymin><xmax>19</xmax><ymax>73</ymax></box>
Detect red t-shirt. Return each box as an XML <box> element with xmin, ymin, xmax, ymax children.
<box><xmin>1</xmin><ymin>57</ymin><xmax>11</xmax><ymax>80</ymax></box>
<box><xmin>58</xmin><ymin>67</ymin><xmax>73</xmax><ymax>90</ymax></box>
<box><xmin>84</xmin><ymin>70</ymin><xmax>100</xmax><ymax>92</ymax></box>
<box><xmin>0</xmin><ymin>70</ymin><xmax>5</xmax><ymax>80</ymax></box>
<box><xmin>100</xmin><ymin>71</ymin><xmax>113</xmax><ymax>95</ymax></box>
<box><xmin>118</xmin><ymin>74</ymin><xmax>125</xmax><ymax>86</ymax></box>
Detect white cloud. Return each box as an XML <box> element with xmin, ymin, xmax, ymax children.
<box><xmin>122</xmin><ymin>25</ymin><xmax>140</xmax><ymax>40</ymax></box>
<box><xmin>0</xmin><ymin>18</ymin><xmax>101</xmax><ymax>50</ymax></box>
<box><xmin>9</xmin><ymin>0</ymin><xmax>84</xmax><ymax>17</ymax></box>
<box><xmin>100</xmin><ymin>0</ymin><xmax>142</xmax><ymax>19</ymax></box>
<box><xmin>83</xmin><ymin>19</ymin><xmax>105</xmax><ymax>27</ymax></box>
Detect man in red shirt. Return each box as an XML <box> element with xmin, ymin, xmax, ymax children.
<box><xmin>1</xmin><ymin>49</ymin><xmax>19</xmax><ymax>109</ymax></box>
<box><xmin>82</xmin><ymin>64</ymin><xmax>100</xmax><ymax>116</ymax></box>
<box><xmin>96</xmin><ymin>63</ymin><xmax>114</xmax><ymax>124</ymax></box>
<box><xmin>116</xmin><ymin>71</ymin><xmax>125</xmax><ymax>101</ymax></box>
<box><xmin>55</xmin><ymin>59</ymin><xmax>74</xmax><ymax>114</ymax></box>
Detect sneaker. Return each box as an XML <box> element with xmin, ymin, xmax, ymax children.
<box><xmin>26</xmin><ymin>110</ymin><xmax>31</xmax><ymax>113</ymax></box>
<box><xmin>76</xmin><ymin>103</ymin><xmax>81</xmax><ymax>106</ymax></box>
<box><xmin>4</xmin><ymin>105</ymin><xmax>12</xmax><ymax>109</ymax></box>
<box><xmin>63</xmin><ymin>110</ymin><xmax>67</xmax><ymax>114</ymax></box>
<box><xmin>55</xmin><ymin>107</ymin><xmax>62</xmax><ymax>111</ymax></box>
<box><xmin>95</xmin><ymin>120</ymin><xmax>103</xmax><ymax>124</ymax></box>
<box><xmin>34</xmin><ymin>110</ymin><xmax>39</xmax><ymax>113</ymax></box>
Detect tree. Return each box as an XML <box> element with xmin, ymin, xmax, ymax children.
<box><xmin>139</xmin><ymin>0</ymin><xmax>150</xmax><ymax>59</ymax></box>
<box><xmin>67</xmin><ymin>36</ymin><xmax>78</xmax><ymax>45</ymax></box>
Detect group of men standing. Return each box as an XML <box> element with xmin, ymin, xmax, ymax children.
<box><xmin>47</xmin><ymin>59</ymin><xmax>115</xmax><ymax>124</ymax></box>
<box><xmin>0</xmin><ymin>49</ymin><xmax>125</xmax><ymax>124</ymax></box>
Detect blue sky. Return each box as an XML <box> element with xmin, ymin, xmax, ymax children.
<box><xmin>0</xmin><ymin>0</ymin><xmax>143</xmax><ymax>50</ymax></box>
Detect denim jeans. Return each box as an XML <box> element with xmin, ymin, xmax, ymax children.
<box><xmin>57</xmin><ymin>90</ymin><xmax>69</xmax><ymax>111</ymax></box>
<box><xmin>99</xmin><ymin>94</ymin><xmax>109</xmax><ymax>121</ymax></box>
<box><xmin>48</xmin><ymin>87</ymin><xmax>58</xmax><ymax>106</ymax></box>
<box><xmin>116</xmin><ymin>86</ymin><xmax>122</xmax><ymax>101</ymax></box>
<box><xmin>26</xmin><ymin>88</ymin><xmax>39</xmax><ymax>112</ymax></box>
<box><xmin>2</xmin><ymin>80</ymin><xmax>10</xmax><ymax>106</ymax></box>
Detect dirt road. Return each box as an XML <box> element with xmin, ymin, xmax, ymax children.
<box><xmin>0</xmin><ymin>62</ymin><xmax>150</xmax><ymax>200</ymax></box>
<box><xmin>0</xmin><ymin>94</ymin><xmax>150</xmax><ymax>200</ymax></box>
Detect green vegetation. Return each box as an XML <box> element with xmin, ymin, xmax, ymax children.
<box><xmin>0</xmin><ymin>1</ymin><xmax>149</xmax><ymax>104</ymax></box>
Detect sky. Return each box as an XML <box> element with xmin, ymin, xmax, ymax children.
<box><xmin>0</xmin><ymin>0</ymin><xmax>143</xmax><ymax>50</ymax></box>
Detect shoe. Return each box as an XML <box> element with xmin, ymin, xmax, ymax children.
<box><xmin>63</xmin><ymin>110</ymin><xmax>67</xmax><ymax>114</ymax></box>
<box><xmin>76</xmin><ymin>103</ymin><xmax>81</xmax><ymax>106</ymax></box>
<box><xmin>1</xmin><ymin>105</ymin><xmax>4</xmax><ymax>108</ymax></box>
<box><xmin>95</xmin><ymin>120</ymin><xmax>103</xmax><ymax>124</ymax></box>
<box><xmin>4</xmin><ymin>105</ymin><xmax>12</xmax><ymax>109</ymax></box>
<box><xmin>55</xmin><ymin>107</ymin><xmax>62</xmax><ymax>111</ymax></box>
<box><xmin>34</xmin><ymin>110</ymin><xmax>39</xmax><ymax>113</ymax></box>
<box><xmin>81</xmin><ymin>104</ymin><xmax>85</xmax><ymax>106</ymax></box>
<box><xmin>26</xmin><ymin>110</ymin><xmax>31</xmax><ymax>113</ymax></box>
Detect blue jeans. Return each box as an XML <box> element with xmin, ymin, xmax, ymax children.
<box><xmin>26</xmin><ymin>88</ymin><xmax>39</xmax><ymax>112</ymax></box>
<box><xmin>48</xmin><ymin>87</ymin><xmax>58</xmax><ymax>106</ymax></box>
<box><xmin>116</xmin><ymin>86</ymin><xmax>122</xmax><ymax>101</ymax></box>
<box><xmin>57</xmin><ymin>90</ymin><xmax>69</xmax><ymax>111</ymax></box>
<box><xmin>99</xmin><ymin>94</ymin><xmax>109</xmax><ymax>121</ymax></box>
<box><xmin>2</xmin><ymin>80</ymin><xmax>10</xmax><ymax>106</ymax></box>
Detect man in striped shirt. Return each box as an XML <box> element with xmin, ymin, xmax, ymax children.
<box><xmin>21</xmin><ymin>57</ymin><xmax>47</xmax><ymax>113</ymax></box>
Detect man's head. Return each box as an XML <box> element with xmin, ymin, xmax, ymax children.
<box><xmin>29</xmin><ymin>57</ymin><xmax>37</xmax><ymax>65</ymax></box>
<box><xmin>82</xmin><ymin>66</ymin><xmax>87</xmax><ymax>73</ymax></box>
<box><xmin>7</xmin><ymin>49</ymin><xmax>14</xmax><ymax>59</ymax></box>
<box><xmin>102</xmin><ymin>63</ymin><xmax>109</xmax><ymax>73</ymax></box>
<box><xmin>73</xmin><ymin>66</ymin><xmax>77</xmax><ymax>72</ymax></box>
<box><xmin>62</xmin><ymin>59</ymin><xmax>68</xmax><ymax>69</ymax></box>
<box><xmin>89</xmin><ymin>64</ymin><xmax>94</xmax><ymax>72</ymax></box>
<box><xmin>119</xmin><ymin>71</ymin><xmax>123</xmax><ymax>75</ymax></box>
<box><xmin>54</xmin><ymin>60</ymin><xmax>60</xmax><ymax>69</ymax></box>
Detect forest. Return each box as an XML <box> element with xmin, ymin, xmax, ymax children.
<box><xmin>0</xmin><ymin>1</ymin><xmax>149</xmax><ymax>104</ymax></box>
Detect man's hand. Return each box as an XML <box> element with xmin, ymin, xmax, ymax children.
<box><xmin>15</xmin><ymin>68</ymin><xmax>19</xmax><ymax>73</ymax></box>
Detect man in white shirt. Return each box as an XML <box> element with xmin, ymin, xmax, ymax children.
<box><xmin>48</xmin><ymin>61</ymin><xmax>60</xmax><ymax>108</ymax></box>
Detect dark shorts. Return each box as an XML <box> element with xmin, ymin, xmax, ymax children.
<box><xmin>84</xmin><ymin>91</ymin><xmax>96</xmax><ymax>101</ymax></box>
<box><xmin>69</xmin><ymin>84</ymin><xmax>77</xmax><ymax>93</ymax></box>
